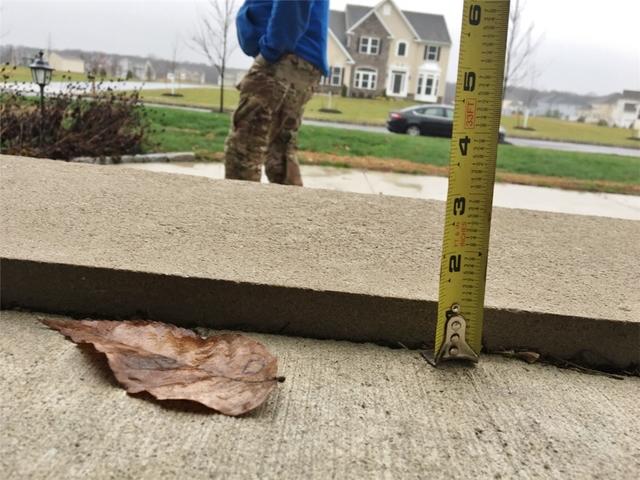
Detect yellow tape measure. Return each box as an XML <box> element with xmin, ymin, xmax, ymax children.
<box><xmin>433</xmin><ymin>0</ymin><xmax>510</xmax><ymax>364</ymax></box>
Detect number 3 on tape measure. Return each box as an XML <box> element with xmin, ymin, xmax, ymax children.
<box><xmin>432</xmin><ymin>0</ymin><xmax>510</xmax><ymax>365</ymax></box>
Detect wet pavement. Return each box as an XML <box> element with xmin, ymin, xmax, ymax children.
<box><xmin>507</xmin><ymin>137</ymin><xmax>640</xmax><ymax>158</ymax></box>
<box><xmin>120</xmin><ymin>162</ymin><xmax>640</xmax><ymax>220</ymax></box>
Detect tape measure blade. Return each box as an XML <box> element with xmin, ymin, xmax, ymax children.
<box><xmin>434</xmin><ymin>0</ymin><xmax>510</xmax><ymax>362</ymax></box>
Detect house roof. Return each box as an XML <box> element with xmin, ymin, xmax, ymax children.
<box><xmin>330</xmin><ymin>10</ymin><xmax>348</xmax><ymax>48</ymax></box>
<box><xmin>403</xmin><ymin>10</ymin><xmax>451</xmax><ymax>44</ymax></box>
<box><xmin>333</xmin><ymin>4</ymin><xmax>451</xmax><ymax>45</ymax></box>
<box><xmin>345</xmin><ymin>4</ymin><xmax>371</xmax><ymax>30</ymax></box>
<box><xmin>622</xmin><ymin>90</ymin><xmax>640</xmax><ymax>101</ymax></box>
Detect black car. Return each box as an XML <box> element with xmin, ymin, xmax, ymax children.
<box><xmin>387</xmin><ymin>104</ymin><xmax>506</xmax><ymax>142</ymax></box>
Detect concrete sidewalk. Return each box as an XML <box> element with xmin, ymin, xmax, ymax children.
<box><xmin>123</xmin><ymin>162</ymin><xmax>640</xmax><ymax>220</ymax></box>
<box><xmin>2</xmin><ymin>310</ymin><xmax>638</xmax><ymax>479</ymax></box>
<box><xmin>1</xmin><ymin>155</ymin><xmax>638</xmax><ymax>368</ymax></box>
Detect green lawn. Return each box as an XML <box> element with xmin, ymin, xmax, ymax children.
<box><xmin>146</xmin><ymin>107</ymin><xmax>640</xmax><ymax>191</ymax></box>
<box><xmin>142</xmin><ymin>87</ymin><xmax>417</xmax><ymax>124</ymax></box>
<box><xmin>1</xmin><ymin>66</ymin><xmax>99</xmax><ymax>83</ymax></box>
<box><xmin>502</xmin><ymin>115</ymin><xmax>640</xmax><ymax>149</ymax></box>
<box><xmin>142</xmin><ymin>87</ymin><xmax>640</xmax><ymax>150</ymax></box>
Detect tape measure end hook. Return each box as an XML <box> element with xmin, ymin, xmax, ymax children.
<box><xmin>431</xmin><ymin>305</ymin><xmax>480</xmax><ymax>366</ymax></box>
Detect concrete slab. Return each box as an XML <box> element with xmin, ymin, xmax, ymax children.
<box><xmin>1</xmin><ymin>311</ymin><xmax>639</xmax><ymax>479</ymax></box>
<box><xmin>1</xmin><ymin>155</ymin><xmax>639</xmax><ymax>368</ymax></box>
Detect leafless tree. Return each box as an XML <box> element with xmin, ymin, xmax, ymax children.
<box><xmin>191</xmin><ymin>0</ymin><xmax>239</xmax><ymax>113</ymax></box>
<box><xmin>168</xmin><ymin>34</ymin><xmax>182</xmax><ymax>94</ymax></box>
<box><xmin>503</xmin><ymin>0</ymin><xmax>542</xmax><ymax>100</ymax></box>
<box><xmin>518</xmin><ymin>64</ymin><xmax>541</xmax><ymax>128</ymax></box>
<box><xmin>170</xmin><ymin>34</ymin><xmax>181</xmax><ymax>78</ymax></box>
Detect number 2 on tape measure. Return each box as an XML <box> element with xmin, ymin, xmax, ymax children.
<box><xmin>433</xmin><ymin>0</ymin><xmax>510</xmax><ymax>364</ymax></box>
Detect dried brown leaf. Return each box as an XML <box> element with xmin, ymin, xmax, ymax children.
<box><xmin>493</xmin><ymin>349</ymin><xmax>541</xmax><ymax>364</ymax></box>
<box><xmin>42</xmin><ymin>318</ymin><xmax>280</xmax><ymax>416</ymax></box>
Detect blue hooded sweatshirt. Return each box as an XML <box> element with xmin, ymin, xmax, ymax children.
<box><xmin>236</xmin><ymin>0</ymin><xmax>329</xmax><ymax>76</ymax></box>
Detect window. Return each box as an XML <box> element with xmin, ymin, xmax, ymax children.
<box><xmin>330</xmin><ymin>66</ymin><xmax>342</xmax><ymax>86</ymax></box>
<box><xmin>424</xmin><ymin>107</ymin><xmax>445</xmax><ymax>117</ymax></box>
<box><xmin>397</xmin><ymin>41</ymin><xmax>407</xmax><ymax>57</ymax></box>
<box><xmin>417</xmin><ymin>73</ymin><xmax>439</xmax><ymax>97</ymax></box>
<box><xmin>320</xmin><ymin>66</ymin><xmax>343</xmax><ymax>87</ymax></box>
<box><xmin>389</xmin><ymin>71</ymin><xmax>406</xmax><ymax>95</ymax></box>
<box><xmin>354</xmin><ymin>68</ymin><xmax>377</xmax><ymax>90</ymax></box>
<box><xmin>424</xmin><ymin>45</ymin><xmax>440</xmax><ymax>61</ymax></box>
<box><xmin>445</xmin><ymin>108</ymin><xmax>454</xmax><ymax>119</ymax></box>
<box><xmin>425</xmin><ymin>76</ymin><xmax>434</xmax><ymax>94</ymax></box>
<box><xmin>359</xmin><ymin>36</ymin><xmax>380</xmax><ymax>55</ymax></box>
<box><xmin>382</xmin><ymin>4</ymin><xmax>391</xmax><ymax>15</ymax></box>
<box><xmin>413</xmin><ymin>107</ymin><xmax>444</xmax><ymax>117</ymax></box>
<box><xmin>623</xmin><ymin>102</ymin><xmax>637</xmax><ymax>113</ymax></box>
<box><xmin>425</xmin><ymin>75</ymin><xmax>439</xmax><ymax>96</ymax></box>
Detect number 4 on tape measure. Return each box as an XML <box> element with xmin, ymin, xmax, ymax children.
<box><xmin>432</xmin><ymin>0</ymin><xmax>510</xmax><ymax>365</ymax></box>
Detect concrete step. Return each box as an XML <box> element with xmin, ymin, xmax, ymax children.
<box><xmin>1</xmin><ymin>155</ymin><xmax>638</xmax><ymax>368</ymax></box>
<box><xmin>1</xmin><ymin>311</ymin><xmax>638</xmax><ymax>479</ymax></box>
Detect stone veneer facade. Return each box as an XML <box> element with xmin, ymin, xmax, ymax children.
<box><xmin>346</xmin><ymin>14</ymin><xmax>390</xmax><ymax>98</ymax></box>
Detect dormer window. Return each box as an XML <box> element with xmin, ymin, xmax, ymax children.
<box><xmin>359</xmin><ymin>36</ymin><xmax>380</xmax><ymax>55</ymax></box>
<box><xmin>424</xmin><ymin>45</ymin><xmax>441</xmax><ymax>61</ymax></box>
<box><xmin>397</xmin><ymin>41</ymin><xmax>407</xmax><ymax>57</ymax></box>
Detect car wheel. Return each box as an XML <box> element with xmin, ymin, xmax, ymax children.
<box><xmin>406</xmin><ymin>125</ymin><xmax>421</xmax><ymax>136</ymax></box>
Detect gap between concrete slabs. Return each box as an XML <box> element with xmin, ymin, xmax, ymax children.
<box><xmin>1</xmin><ymin>155</ymin><xmax>639</xmax><ymax>369</ymax></box>
<box><xmin>2</xmin><ymin>258</ymin><xmax>637</xmax><ymax>369</ymax></box>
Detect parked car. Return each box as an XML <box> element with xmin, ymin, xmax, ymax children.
<box><xmin>387</xmin><ymin>104</ymin><xmax>506</xmax><ymax>143</ymax></box>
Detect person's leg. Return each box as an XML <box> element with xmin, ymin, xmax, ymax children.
<box><xmin>265</xmin><ymin>108</ymin><xmax>305</xmax><ymax>186</ymax></box>
<box><xmin>264</xmin><ymin>56</ymin><xmax>320</xmax><ymax>186</ymax></box>
<box><xmin>224</xmin><ymin>56</ymin><xmax>286</xmax><ymax>181</ymax></box>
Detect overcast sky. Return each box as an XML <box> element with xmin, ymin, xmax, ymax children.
<box><xmin>1</xmin><ymin>0</ymin><xmax>638</xmax><ymax>95</ymax></box>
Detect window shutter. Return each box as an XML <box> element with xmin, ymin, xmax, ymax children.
<box><xmin>436</xmin><ymin>47</ymin><xmax>441</xmax><ymax>61</ymax></box>
<box><xmin>424</xmin><ymin>46</ymin><xmax>428</xmax><ymax>60</ymax></box>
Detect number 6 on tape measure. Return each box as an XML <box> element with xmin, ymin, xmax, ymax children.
<box><xmin>433</xmin><ymin>0</ymin><xmax>510</xmax><ymax>364</ymax></box>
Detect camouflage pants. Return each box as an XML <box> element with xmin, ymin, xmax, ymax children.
<box><xmin>224</xmin><ymin>54</ymin><xmax>321</xmax><ymax>185</ymax></box>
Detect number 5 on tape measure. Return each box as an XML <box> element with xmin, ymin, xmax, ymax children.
<box><xmin>433</xmin><ymin>0</ymin><xmax>510</xmax><ymax>364</ymax></box>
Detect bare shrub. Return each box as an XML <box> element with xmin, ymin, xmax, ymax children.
<box><xmin>1</xmin><ymin>68</ymin><xmax>150</xmax><ymax>160</ymax></box>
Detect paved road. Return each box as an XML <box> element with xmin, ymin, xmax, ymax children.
<box><xmin>304</xmin><ymin>119</ymin><xmax>389</xmax><ymax>134</ymax></box>
<box><xmin>303</xmin><ymin>119</ymin><xmax>640</xmax><ymax>158</ymax></box>
<box><xmin>507</xmin><ymin>136</ymin><xmax>640</xmax><ymax>157</ymax></box>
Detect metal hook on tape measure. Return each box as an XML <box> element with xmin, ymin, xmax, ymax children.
<box><xmin>435</xmin><ymin>304</ymin><xmax>479</xmax><ymax>364</ymax></box>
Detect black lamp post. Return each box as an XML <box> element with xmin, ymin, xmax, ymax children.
<box><xmin>29</xmin><ymin>51</ymin><xmax>54</xmax><ymax>143</ymax></box>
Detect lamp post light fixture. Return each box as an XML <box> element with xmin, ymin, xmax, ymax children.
<box><xmin>29</xmin><ymin>51</ymin><xmax>54</xmax><ymax>144</ymax></box>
